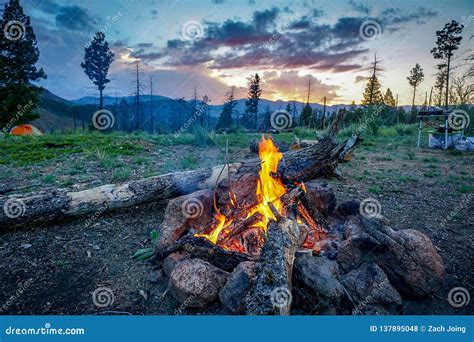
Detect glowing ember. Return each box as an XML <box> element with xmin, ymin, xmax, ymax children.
<box><xmin>195</xmin><ymin>135</ymin><xmax>324</xmax><ymax>255</ymax></box>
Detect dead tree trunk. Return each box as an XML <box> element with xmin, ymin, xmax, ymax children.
<box><xmin>0</xmin><ymin>133</ymin><xmax>361</xmax><ymax>229</ymax></box>
<box><xmin>245</xmin><ymin>206</ymin><xmax>301</xmax><ymax>315</ymax></box>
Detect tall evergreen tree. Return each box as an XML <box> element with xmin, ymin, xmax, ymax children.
<box><xmin>81</xmin><ymin>32</ymin><xmax>114</xmax><ymax>110</ymax></box>
<box><xmin>407</xmin><ymin>63</ymin><xmax>424</xmax><ymax>110</ymax></box>
<box><xmin>299</xmin><ymin>104</ymin><xmax>314</xmax><ymax>127</ymax></box>
<box><xmin>361</xmin><ymin>75</ymin><xmax>383</xmax><ymax>105</ymax></box>
<box><xmin>361</xmin><ymin>55</ymin><xmax>383</xmax><ymax>105</ymax></box>
<box><xmin>216</xmin><ymin>86</ymin><xmax>236</xmax><ymax>130</ymax></box>
<box><xmin>383</xmin><ymin>88</ymin><xmax>396</xmax><ymax>107</ymax></box>
<box><xmin>431</xmin><ymin>20</ymin><xmax>464</xmax><ymax>109</ymax></box>
<box><xmin>243</xmin><ymin>73</ymin><xmax>262</xmax><ymax>129</ymax></box>
<box><xmin>0</xmin><ymin>0</ymin><xmax>46</xmax><ymax>128</ymax></box>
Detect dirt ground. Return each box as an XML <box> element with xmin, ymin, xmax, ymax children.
<box><xmin>0</xmin><ymin>134</ymin><xmax>473</xmax><ymax>315</ymax></box>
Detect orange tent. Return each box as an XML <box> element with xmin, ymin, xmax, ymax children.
<box><xmin>10</xmin><ymin>124</ymin><xmax>43</xmax><ymax>136</ymax></box>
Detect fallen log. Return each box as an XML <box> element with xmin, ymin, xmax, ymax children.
<box><xmin>245</xmin><ymin>204</ymin><xmax>301</xmax><ymax>315</ymax></box>
<box><xmin>0</xmin><ymin>132</ymin><xmax>361</xmax><ymax>229</ymax></box>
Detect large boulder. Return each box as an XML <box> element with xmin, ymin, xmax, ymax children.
<box><xmin>163</xmin><ymin>251</ymin><xmax>189</xmax><ymax>277</ymax></box>
<box><xmin>337</xmin><ymin>217</ymin><xmax>445</xmax><ymax>298</ymax></box>
<box><xmin>168</xmin><ymin>258</ymin><xmax>228</xmax><ymax>308</ymax></box>
<box><xmin>219</xmin><ymin>261</ymin><xmax>256</xmax><ymax>313</ymax></box>
<box><xmin>293</xmin><ymin>253</ymin><xmax>345</xmax><ymax>312</ymax></box>
<box><xmin>341</xmin><ymin>263</ymin><xmax>402</xmax><ymax>315</ymax></box>
<box><xmin>155</xmin><ymin>190</ymin><xmax>213</xmax><ymax>256</ymax></box>
<box><xmin>303</xmin><ymin>181</ymin><xmax>337</xmax><ymax>217</ymax></box>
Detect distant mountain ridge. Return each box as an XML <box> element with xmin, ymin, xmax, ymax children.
<box><xmin>71</xmin><ymin>94</ymin><xmax>358</xmax><ymax>117</ymax></box>
<box><xmin>35</xmin><ymin>89</ymin><xmax>415</xmax><ymax>133</ymax></box>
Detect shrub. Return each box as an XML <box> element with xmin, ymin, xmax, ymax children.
<box><xmin>394</xmin><ymin>124</ymin><xmax>416</xmax><ymax>136</ymax></box>
<box><xmin>192</xmin><ymin>125</ymin><xmax>215</xmax><ymax>147</ymax></box>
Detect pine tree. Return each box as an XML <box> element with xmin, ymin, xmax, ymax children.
<box><xmin>299</xmin><ymin>104</ymin><xmax>314</xmax><ymax>127</ymax></box>
<box><xmin>0</xmin><ymin>0</ymin><xmax>46</xmax><ymax>128</ymax></box>
<box><xmin>263</xmin><ymin>104</ymin><xmax>271</xmax><ymax>130</ymax></box>
<box><xmin>243</xmin><ymin>73</ymin><xmax>262</xmax><ymax>129</ymax></box>
<box><xmin>407</xmin><ymin>63</ymin><xmax>424</xmax><ymax>110</ymax></box>
<box><xmin>431</xmin><ymin>20</ymin><xmax>464</xmax><ymax>109</ymax></box>
<box><xmin>81</xmin><ymin>31</ymin><xmax>114</xmax><ymax>110</ymax></box>
<box><xmin>361</xmin><ymin>75</ymin><xmax>383</xmax><ymax>105</ymax></box>
<box><xmin>216</xmin><ymin>86</ymin><xmax>235</xmax><ymax>130</ymax></box>
<box><xmin>383</xmin><ymin>88</ymin><xmax>396</xmax><ymax>107</ymax></box>
<box><xmin>361</xmin><ymin>55</ymin><xmax>383</xmax><ymax>105</ymax></box>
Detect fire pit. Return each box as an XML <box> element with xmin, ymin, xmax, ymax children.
<box><xmin>153</xmin><ymin>117</ymin><xmax>445</xmax><ymax>315</ymax></box>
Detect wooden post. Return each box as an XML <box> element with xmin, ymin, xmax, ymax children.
<box><xmin>417</xmin><ymin>118</ymin><xmax>423</xmax><ymax>148</ymax></box>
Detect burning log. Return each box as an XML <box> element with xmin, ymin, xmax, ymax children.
<box><xmin>165</xmin><ymin>235</ymin><xmax>255</xmax><ymax>271</ymax></box>
<box><xmin>245</xmin><ymin>204</ymin><xmax>301</xmax><ymax>315</ymax></box>
<box><xmin>0</xmin><ymin>119</ymin><xmax>361</xmax><ymax>229</ymax></box>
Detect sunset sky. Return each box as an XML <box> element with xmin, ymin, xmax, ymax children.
<box><xmin>23</xmin><ymin>0</ymin><xmax>474</xmax><ymax>105</ymax></box>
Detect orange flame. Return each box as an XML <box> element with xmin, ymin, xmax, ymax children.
<box><xmin>244</xmin><ymin>135</ymin><xmax>286</xmax><ymax>232</ymax></box>
<box><xmin>195</xmin><ymin>135</ymin><xmax>287</xmax><ymax>250</ymax></box>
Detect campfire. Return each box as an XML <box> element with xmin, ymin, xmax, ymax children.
<box><xmin>194</xmin><ymin>135</ymin><xmax>326</xmax><ymax>257</ymax></box>
<box><xmin>152</xmin><ymin>113</ymin><xmax>445</xmax><ymax>315</ymax></box>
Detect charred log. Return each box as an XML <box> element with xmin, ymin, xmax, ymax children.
<box><xmin>245</xmin><ymin>204</ymin><xmax>301</xmax><ymax>315</ymax></box>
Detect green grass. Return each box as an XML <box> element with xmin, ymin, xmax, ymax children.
<box><xmin>457</xmin><ymin>185</ymin><xmax>473</xmax><ymax>193</ymax></box>
<box><xmin>112</xmin><ymin>167</ymin><xmax>132</xmax><ymax>182</ymax></box>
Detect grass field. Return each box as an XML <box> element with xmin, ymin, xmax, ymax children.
<box><xmin>0</xmin><ymin>126</ymin><xmax>472</xmax><ymax>195</ymax></box>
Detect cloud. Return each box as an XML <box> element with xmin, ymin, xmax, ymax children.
<box><xmin>55</xmin><ymin>5</ymin><xmax>98</xmax><ymax>32</ymax></box>
<box><xmin>348</xmin><ymin>0</ymin><xmax>370</xmax><ymax>14</ymax></box>
<box><xmin>355</xmin><ymin>75</ymin><xmax>368</xmax><ymax>83</ymax></box>
<box><xmin>263</xmin><ymin>71</ymin><xmax>341</xmax><ymax>102</ymax></box>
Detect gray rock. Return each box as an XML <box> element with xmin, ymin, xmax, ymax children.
<box><xmin>155</xmin><ymin>190</ymin><xmax>213</xmax><ymax>257</ymax></box>
<box><xmin>147</xmin><ymin>269</ymin><xmax>164</xmax><ymax>283</ymax></box>
<box><xmin>337</xmin><ymin>217</ymin><xmax>445</xmax><ymax>298</ymax></box>
<box><xmin>341</xmin><ymin>263</ymin><xmax>402</xmax><ymax>315</ymax></box>
<box><xmin>293</xmin><ymin>254</ymin><xmax>345</xmax><ymax>312</ymax></box>
<box><xmin>163</xmin><ymin>251</ymin><xmax>189</xmax><ymax>277</ymax></box>
<box><xmin>219</xmin><ymin>261</ymin><xmax>256</xmax><ymax>313</ymax></box>
<box><xmin>304</xmin><ymin>181</ymin><xmax>337</xmax><ymax>217</ymax></box>
<box><xmin>168</xmin><ymin>258</ymin><xmax>228</xmax><ymax>308</ymax></box>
